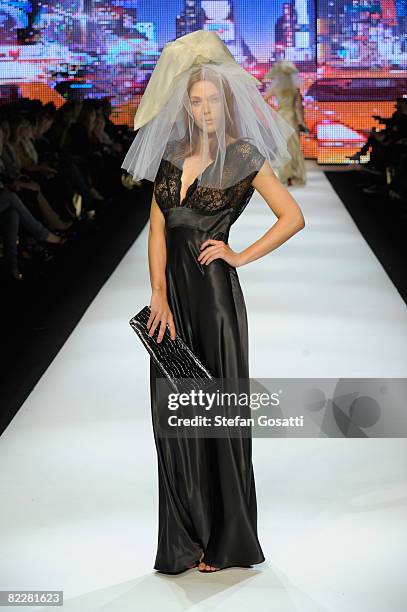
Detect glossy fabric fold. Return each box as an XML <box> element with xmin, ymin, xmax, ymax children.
<box><xmin>150</xmin><ymin>206</ymin><xmax>265</xmax><ymax>574</ymax></box>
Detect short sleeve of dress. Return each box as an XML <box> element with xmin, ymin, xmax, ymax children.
<box><xmin>153</xmin><ymin>159</ymin><xmax>166</xmax><ymax>211</ymax></box>
<box><xmin>233</xmin><ymin>140</ymin><xmax>266</xmax><ymax>179</ymax></box>
<box><xmin>227</xmin><ymin>140</ymin><xmax>267</xmax><ymax>221</ymax></box>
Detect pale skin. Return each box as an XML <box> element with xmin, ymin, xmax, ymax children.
<box><xmin>146</xmin><ymin>80</ymin><xmax>305</xmax><ymax>571</ymax></box>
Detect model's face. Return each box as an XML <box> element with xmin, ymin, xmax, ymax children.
<box><xmin>189</xmin><ymin>80</ymin><xmax>222</xmax><ymax>134</ymax></box>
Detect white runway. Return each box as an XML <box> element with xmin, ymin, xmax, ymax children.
<box><xmin>1</xmin><ymin>161</ymin><xmax>406</xmax><ymax>611</ymax></box>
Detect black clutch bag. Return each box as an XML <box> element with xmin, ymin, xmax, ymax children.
<box><xmin>129</xmin><ymin>305</ymin><xmax>216</xmax><ymax>393</ymax></box>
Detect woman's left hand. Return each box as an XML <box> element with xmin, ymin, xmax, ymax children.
<box><xmin>198</xmin><ymin>239</ymin><xmax>242</xmax><ymax>268</ymax></box>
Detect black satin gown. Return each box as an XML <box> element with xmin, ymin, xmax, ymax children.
<box><xmin>149</xmin><ymin>139</ymin><xmax>266</xmax><ymax>574</ymax></box>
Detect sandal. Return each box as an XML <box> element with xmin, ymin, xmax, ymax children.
<box><xmin>198</xmin><ymin>556</ymin><xmax>221</xmax><ymax>573</ymax></box>
<box><xmin>198</xmin><ymin>559</ymin><xmax>253</xmax><ymax>572</ymax></box>
<box><xmin>188</xmin><ymin>552</ymin><xmax>204</xmax><ymax>569</ymax></box>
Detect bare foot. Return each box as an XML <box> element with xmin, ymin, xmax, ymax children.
<box><xmin>198</xmin><ymin>555</ymin><xmax>220</xmax><ymax>572</ymax></box>
<box><xmin>188</xmin><ymin>552</ymin><xmax>204</xmax><ymax>569</ymax></box>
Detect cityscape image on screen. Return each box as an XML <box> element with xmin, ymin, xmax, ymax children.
<box><xmin>1</xmin><ymin>0</ymin><xmax>406</xmax><ymax>163</ymax></box>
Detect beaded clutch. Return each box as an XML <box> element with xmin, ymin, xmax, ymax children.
<box><xmin>129</xmin><ymin>305</ymin><xmax>216</xmax><ymax>393</ymax></box>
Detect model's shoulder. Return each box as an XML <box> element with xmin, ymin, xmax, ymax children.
<box><xmin>231</xmin><ymin>138</ymin><xmax>258</xmax><ymax>153</ymax></box>
<box><xmin>230</xmin><ymin>139</ymin><xmax>266</xmax><ymax>171</ymax></box>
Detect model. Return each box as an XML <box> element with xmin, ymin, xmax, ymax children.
<box><xmin>263</xmin><ymin>60</ymin><xmax>308</xmax><ymax>186</ymax></box>
<box><xmin>122</xmin><ymin>30</ymin><xmax>305</xmax><ymax>574</ymax></box>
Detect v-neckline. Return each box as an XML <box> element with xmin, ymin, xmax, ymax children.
<box><xmin>177</xmin><ymin>138</ymin><xmax>242</xmax><ymax>207</ymax></box>
<box><xmin>179</xmin><ymin>159</ymin><xmax>212</xmax><ymax>207</ymax></box>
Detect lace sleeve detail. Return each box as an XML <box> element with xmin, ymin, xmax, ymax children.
<box><xmin>233</xmin><ymin>140</ymin><xmax>266</xmax><ymax>177</ymax></box>
<box><xmin>153</xmin><ymin>160</ymin><xmax>164</xmax><ymax>209</ymax></box>
<box><xmin>153</xmin><ymin>159</ymin><xmax>178</xmax><ymax>212</ymax></box>
<box><xmin>152</xmin><ymin>139</ymin><xmax>266</xmax><ymax>215</ymax></box>
<box><xmin>229</xmin><ymin>140</ymin><xmax>266</xmax><ymax>221</ymax></box>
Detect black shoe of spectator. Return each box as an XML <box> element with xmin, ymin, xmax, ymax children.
<box><xmin>389</xmin><ymin>189</ymin><xmax>401</xmax><ymax>201</ymax></box>
<box><xmin>360</xmin><ymin>165</ymin><xmax>382</xmax><ymax>176</ymax></box>
<box><xmin>347</xmin><ymin>152</ymin><xmax>362</xmax><ymax>161</ymax></box>
<box><xmin>362</xmin><ymin>184</ymin><xmax>387</xmax><ymax>194</ymax></box>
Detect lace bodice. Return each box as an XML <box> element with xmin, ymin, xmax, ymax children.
<box><xmin>154</xmin><ymin>139</ymin><xmax>266</xmax><ymax>222</ymax></box>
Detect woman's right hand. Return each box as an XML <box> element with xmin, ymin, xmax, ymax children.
<box><xmin>20</xmin><ymin>181</ymin><xmax>40</xmax><ymax>192</ymax></box>
<box><xmin>147</xmin><ymin>289</ymin><xmax>177</xmax><ymax>343</ymax></box>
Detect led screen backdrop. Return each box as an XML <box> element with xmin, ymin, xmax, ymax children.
<box><xmin>0</xmin><ymin>1</ymin><xmax>406</xmax><ymax>163</ymax></box>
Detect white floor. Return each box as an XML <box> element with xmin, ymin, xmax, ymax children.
<box><xmin>1</xmin><ymin>161</ymin><xmax>406</xmax><ymax>611</ymax></box>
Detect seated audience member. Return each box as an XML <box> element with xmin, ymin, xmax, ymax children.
<box><xmin>0</xmin><ymin>125</ymin><xmax>66</xmax><ymax>281</ymax></box>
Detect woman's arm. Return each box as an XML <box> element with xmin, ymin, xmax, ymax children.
<box><xmin>263</xmin><ymin>84</ymin><xmax>274</xmax><ymax>102</ymax></box>
<box><xmin>238</xmin><ymin>160</ymin><xmax>305</xmax><ymax>267</ymax></box>
<box><xmin>147</xmin><ymin>192</ymin><xmax>177</xmax><ymax>341</ymax></box>
<box><xmin>197</xmin><ymin>161</ymin><xmax>305</xmax><ymax>268</ymax></box>
<box><xmin>294</xmin><ymin>89</ymin><xmax>306</xmax><ymax>127</ymax></box>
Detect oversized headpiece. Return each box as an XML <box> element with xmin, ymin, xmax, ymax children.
<box><xmin>121</xmin><ymin>30</ymin><xmax>295</xmax><ymax>190</ymax></box>
<box><xmin>263</xmin><ymin>60</ymin><xmax>302</xmax><ymax>95</ymax></box>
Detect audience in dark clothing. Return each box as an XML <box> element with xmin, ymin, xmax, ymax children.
<box><xmin>3</xmin><ymin>93</ymin><xmax>403</xmax><ymax>283</ymax></box>
<box><xmin>0</xmin><ymin>97</ymin><xmax>136</xmax><ymax>281</ymax></box>
<box><xmin>348</xmin><ymin>97</ymin><xmax>407</xmax><ymax>202</ymax></box>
